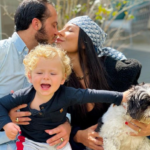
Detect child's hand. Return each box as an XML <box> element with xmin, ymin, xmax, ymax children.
<box><xmin>122</xmin><ymin>90</ymin><xmax>130</xmax><ymax>103</ymax></box>
<box><xmin>3</xmin><ymin>122</ymin><xmax>21</xmax><ymax>140</ymax></box>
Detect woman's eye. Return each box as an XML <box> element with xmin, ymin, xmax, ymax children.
<box><xmin>51</xmin><ymin>73</ymin><xmax>56</xmax><ymax>75</ymax></box>
<box><xmin>37</xmin><ymin>73</ymin><xmax>42</xmax><ymax>74</ymax></box>
<box><xmin>68</xmin><ymin>28</ymin><xmax>73</xmax><ymax>32</ymax></box>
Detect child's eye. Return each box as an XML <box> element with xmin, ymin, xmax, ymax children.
<box><xmin>51</xmin><ymin>73</ymin><xmax>56</xmax><ymax>75</ymax></box>
<box><xmin>37</xmin><ymin>73</ymin><xmax>42</xmax><ymax>74</ymax></box>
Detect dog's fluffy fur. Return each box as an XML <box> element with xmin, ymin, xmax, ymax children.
<box><xmin>88</xmin><ymin>83</ymin><xmax>150</xmax><ymax>150</ymax></box>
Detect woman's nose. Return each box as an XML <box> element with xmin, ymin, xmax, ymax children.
<box><xmin>58</xmin><ymin>29</ymin><xmax>64</xmax><ymax>36</ymax></box>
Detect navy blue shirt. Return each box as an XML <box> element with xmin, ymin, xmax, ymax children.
<box><xmin>0</xmin><ymin>85</ymin><xmax>122</xmax><ymax>142</ymax></box>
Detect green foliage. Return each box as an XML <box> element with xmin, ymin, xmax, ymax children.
<box><xmin>95</xmin><ymin>0</ymin><xmax>136</xmax><ymax>23</ymax></box>
<box><xmin>95</xmin><ymin>5</ymin><xmax>112</xmax><ymax>23</ymax></box>
<box><xmin>72</xmin><ymin>3</ymin><xmax>87</xmax><ymax>14</ymax></box>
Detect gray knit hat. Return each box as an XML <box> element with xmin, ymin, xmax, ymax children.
<box><xmin>68</xmin><ymin>16</ymin><xmax>126</xmax><ymax>60</ymax></box>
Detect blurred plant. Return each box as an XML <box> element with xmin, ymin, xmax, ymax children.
<box><xmin>55</xmin><ymin>0</ymin><xmax>95</xmax><ymax>29</ymax></box>
<box><xmin>54</xmin><ymin>0</ymin><xmax>149</xmax><ymax>49</ymax></box>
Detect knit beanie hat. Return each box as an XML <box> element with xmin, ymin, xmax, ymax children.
<box><xmin>68</xmin><ymin>16</ymin><xmax>126</xmax><ymax>60</ymax></box>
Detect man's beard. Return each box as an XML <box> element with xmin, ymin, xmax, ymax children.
<box><xmin>35</xmin><ymin>25</ymin><xmax>49</xmax><ymax>44</ymax></box>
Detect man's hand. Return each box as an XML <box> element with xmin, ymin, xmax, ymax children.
<box><xmin>3</xmin><ymin>123</ymin><xmax>21</xmax><ymax>140</ymax></box>
<box><xmin>45</xmin><ymin>121</ymin><xmax>71</xmax><ymax>149</ymax></box>
<box><xmin>9</xmin><ymin>104</ymin><xmax>31</xmax><ymax>125</ymax></box>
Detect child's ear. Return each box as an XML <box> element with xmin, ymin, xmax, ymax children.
<box><xmin>28</xmin><ymin>72</ymin><xmax>32</xmax><ymax>83</ymax></box>
<box><xmin>60</xmin><ymin>74</ymin><xmax>66</xmax><ymax>85</ymax></box>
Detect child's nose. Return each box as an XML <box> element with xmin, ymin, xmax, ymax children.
<box><xmin>43</xmin><ymin>73</ymin><xmax>50</xmax><ymax>80</ymax></box>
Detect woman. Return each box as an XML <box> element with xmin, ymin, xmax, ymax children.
<box><xmin>54</xmin><ymin>16</ymin><xmax>150</xmax><ymax>150</ymax></box>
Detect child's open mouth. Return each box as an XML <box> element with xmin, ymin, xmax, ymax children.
<box><xmin>41</xmin><ymin>84</ymin><xmax>51</xmax><ymax>90</ymax></box>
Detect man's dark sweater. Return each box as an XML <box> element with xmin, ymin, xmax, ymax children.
<box><xmin>0</xmin><ymin>85</ymin><xmax>122</xmax><ymax>142</ymax></box>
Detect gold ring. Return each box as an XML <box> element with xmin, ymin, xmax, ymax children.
<box><xmin>16</xmin><ymin>118</ymin><xmax>19</xmax><ymax>123</ymax></box>
<box><xmin>138</xmin><ymin>128</ymin><xmax>141</xmax><ymax>133</ymax></box>
<box><xmin>60</xmin><ymin>138</ymin><xmax>64</xmax><ymax>142</ymax></box>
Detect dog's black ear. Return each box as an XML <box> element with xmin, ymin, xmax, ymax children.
<box><xmin>127</xmin><ymin>97</ymin><xmax>140</xmax><ymax>119</ymax></box>
<box><xmin>139</xmin><ymin>82</ymin><xmax>145</xmax><ymax>86</ymax></box>
<box><xmin>95</xmin><ymin>117</ymin><xmax>103</xmax><ymax>132</ymax></box>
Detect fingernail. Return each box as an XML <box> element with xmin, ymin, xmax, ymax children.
<box><xmin>125</xmin><ymin>122</ymin><xmax>128</xmax><ymax>125</ymax></box>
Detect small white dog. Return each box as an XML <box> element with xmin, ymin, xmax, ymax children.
<box><xmin>88</xmin><ymin>83</ymin><xmax>150</xmax><ymax>150</ymax></box>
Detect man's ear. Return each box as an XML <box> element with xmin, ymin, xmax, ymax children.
<box><xmin>28</xmin><ymin>72</ymin><xmax>32</xmax><ymax>83</ymax></box>
<box><xmin>31</xmin><ymin>18</ymin><xmax>42</xmax><ymax>31</ymax></box>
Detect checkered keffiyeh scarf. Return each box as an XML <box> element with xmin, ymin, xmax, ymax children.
<box><xmin>68</xmin><ymin>16</ymin><xmax>126</xmax><ymax>60</ymax></box>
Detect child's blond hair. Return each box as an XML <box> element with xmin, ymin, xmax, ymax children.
<box><xmin>23</xmin><ymin>44</ymin><xmax>72</xmax><ymax>80</ymax></box>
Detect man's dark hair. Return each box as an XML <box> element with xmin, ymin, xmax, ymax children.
<box><xmin>14</xmin><ymin>0</ymin><xmax>54</xmax><ymax>31</ymax></box>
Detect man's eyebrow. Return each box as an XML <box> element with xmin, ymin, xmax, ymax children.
<box><xmin>53</xmin><ymin>21</ymin><xmax>58</xmax><ymax>25</ymax></box>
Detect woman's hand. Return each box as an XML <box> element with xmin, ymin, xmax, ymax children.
<box><xmin>74</xmin><ymin>124</ymin><xmax>103</xmax><ymax>150</ymax></box>
<box><xmin>125</xmin><ymin>119</ymin><xmax>150</xmax><ymax>136</ymax></box>
<box><xmin>9</xmin><ymin>104</ymin><xmax>31</xmax><ymax>125</ymax></box>
<box><xmin>45</xmin><ymin>121</ymin><xmax>71</xmax><ymax>149</ymax></box>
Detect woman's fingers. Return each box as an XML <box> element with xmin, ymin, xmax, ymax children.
<box><xmin>88</xmin><ymin>137</ymin><xmax>103</xmax><ymax>150</ymax></box>
<box><xmin>126</xmin><ymin>121</ymin><xmax>140</xmax><ymax>132</ymax></box>
<box><xmin>125</xmin><ymin>120</ymin><xmax>150</xmax><ymax>136</ymax></box>
<box><xmin>92</xmin><ymin>131</ymin><xmax>101</xmax><ymax>138</ymax></box>
<box><xmin>91</xmin><ymin>134</ymin><xmax>103</xmax><ymax>146</ymax></box>
<box><xmin>90</xmin><ymin>124</ymin><xmax>98</xmax><ymax>130</ymax></box>
<box><xmin>130</xmin><ymin>119</ymin><xmax>148</xmax><ymax>129</ymax></box>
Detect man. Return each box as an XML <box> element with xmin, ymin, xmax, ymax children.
<box><xmin>0</xmin><ymin>0</ymin><xmax>70</xmax><ymax>149</ymax></box>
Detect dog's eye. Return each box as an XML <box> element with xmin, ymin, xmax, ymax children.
<box><xmin>140</xmin><ymin>100</ymin><xmax>149</xmax><ymax>111</ymax></box>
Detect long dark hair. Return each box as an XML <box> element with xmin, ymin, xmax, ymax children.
<box><xmin>67</xmin><ymin>28</ymin><xmax>110</xmax><ymax>119</ymax></box>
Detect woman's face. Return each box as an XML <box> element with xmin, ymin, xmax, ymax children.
<box><xmin>55</xmin><ymin>23</ymin><xmax>79</xmax><ymax>53</ymax></box>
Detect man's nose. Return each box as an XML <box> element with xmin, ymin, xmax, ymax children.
<box><xmin>54</xmin><ymin>28</ymin><xmax>59</xmax><ymax>35</ymax></box>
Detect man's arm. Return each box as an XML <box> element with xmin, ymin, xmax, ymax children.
<box><xmin>0</xmin><ymin>132</ymin><xmax>14</xmax><ymax>144</ymax></box>
<box><xmin>0</xmin><ymin>40</ymin><xmax>10</xmax><ymax>72</ymax></box>
<box><xmin>0</xmin><ymin>92</ymin><xmax>27</xmax><ymax>130</ymax></box>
